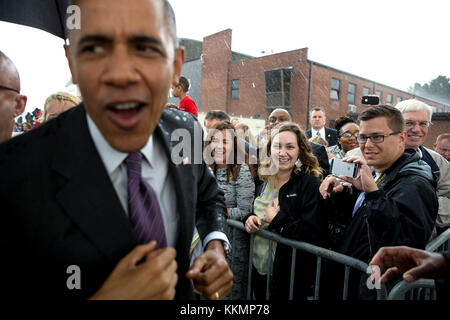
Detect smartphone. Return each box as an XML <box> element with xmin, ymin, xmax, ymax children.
<box><xmin>361</xmin><ymin>95</ymin><xmax>379</xmax><ymax>105</ymax></box>
<box><xmin>330</xmin><ymin>158</ymin><xmax>359</xmax><ymax>178</ymax></box>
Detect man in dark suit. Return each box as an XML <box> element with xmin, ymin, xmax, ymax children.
<box><xmin>0</xmin><ymin>0</ymin><xmax>232</xmax><ymax>300</ymax></box>
<box><xmin>265</xmin><ymin>108</ymin><xmax>330</xmax><ymax>175</ymax></box>
<box><xmin>306</xmin><ymin>107</ymin><xmax>338</xmax><ymax>147</ymax></box>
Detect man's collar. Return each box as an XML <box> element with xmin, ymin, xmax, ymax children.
<box><xmin>86</xmin><ymin>114</ymin><xmax>154</xmax><ymax>174</ymax></box>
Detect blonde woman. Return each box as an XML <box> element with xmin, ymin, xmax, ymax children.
<box><xmin>244</xmin><ymin>122</ymin><xmax>325</xmax><ymax>300</ymax></box>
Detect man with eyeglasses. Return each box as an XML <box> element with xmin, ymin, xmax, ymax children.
<box><xmin>0</xmin><ymin>50</ymin><xmax>27</xmax><ymax>143</ymax></box>
<box><xmin>395</xmin><ymin>99</ymin><xmax>450</xmax><ymax>237</ymax></box>
<box><xmin>319</xmin><ymin>105</ymin><xmax>437</xmax><ymax>299</ymax></box>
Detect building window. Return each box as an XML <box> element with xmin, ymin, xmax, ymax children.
<box><xmin>397</xmin><ymin>96</ymin><xmax>402</xmax><ymax>104</ymax></box>
<box><xmin>386</xmin><ymin>93</ymin><xmax>393</xmax><ymax>104</ymax></box>
<box><xmin>231</xmin><ymin>79</ymin><xmax>239</xmax><ymax>99</ymax></box>
<box><xmin>348</xmin><ymin>83</ymin><xmax>356</xmax><ymax>103</ymax></box>
<box><xmin>375</xmin><ymin>90</ymin><xmax>382</xmax><ymax>103</ymax></box>
<box><xmin>362</xmin><ymin>87</ymin><xmax>370</xmax><ymax>96</ymax></box>
<box><xmin>330</xmin><ymin>78</ymin><xmax>340</xmax><ymax>100</ymax></box>
<box><xmin>265</xmin><ymin>68</ymin><xmax>292</xmax><ymax>108</ymax></box>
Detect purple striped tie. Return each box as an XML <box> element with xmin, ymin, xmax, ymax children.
<box><xmin>126</xmin><ymin>152</ymin><xmax>167</xmax><ymax>248</ymax></box>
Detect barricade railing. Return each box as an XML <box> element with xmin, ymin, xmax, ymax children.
<box><xmin>227</xmin><ymin>219</ymin><xmax>388</xmax><ymax>300</ymax></box>
<box><xmin>386</xmin><ymin>228</ymin><xmax>450</xmax><ymax>300</ymax></box>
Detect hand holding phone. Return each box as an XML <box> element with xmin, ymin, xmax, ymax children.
<box><xmin>330</xmin><ymin>158</ymin><xmax>359</xmax><ymax>178</ymax></box>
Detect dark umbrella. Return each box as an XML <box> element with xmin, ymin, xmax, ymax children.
<box><xmin>0</xmin><ymin>0</ymin><xmax>72</xmax><ymax>39</ymax></box>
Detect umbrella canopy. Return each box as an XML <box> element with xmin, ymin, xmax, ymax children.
<box><xmin>0</xmin><ymin>0</ymin><xmax>72</xmax><ymax>39</ymax></box>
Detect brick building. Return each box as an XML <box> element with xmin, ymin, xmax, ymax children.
<box><xmin>171</xmin><ymin>29</ymin><xmax>449</xmax><ymax>148</ymax></box>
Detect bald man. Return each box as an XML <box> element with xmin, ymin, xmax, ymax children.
<box><xmin>0</xmin><ymin>51</ymin><xmax>27</xmax><ymax>143</ymax></box>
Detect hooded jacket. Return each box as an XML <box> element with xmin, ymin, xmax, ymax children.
<box><xmin>330</xmin><ymin>149</ymin><xmax>438</xmax><ymax>299</ymax></box>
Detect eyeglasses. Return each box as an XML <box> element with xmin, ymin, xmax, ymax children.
<box><xmin>0</xmin><ymin>84</ymin><xmax>20</xmax><ymax>94</ymax></box>
<box><xmin>405</xmin><ymin>121</ymin><xmax>432</xmax><ymax>128</ymax></box>
<box><xmin>340</xmin><ymin>132</ymin><xmax>359</xmax><ymax>138</ymax></box>
<box><xmin>357</xmin><ymin>131</ymin><xmax>401</xmax><ymax>144</ymax></box>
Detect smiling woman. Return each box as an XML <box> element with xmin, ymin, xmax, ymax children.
<box><xmin>244</xmin><ymin>122</ymin><xmax>325</xmax><ymax>300</ymax></box>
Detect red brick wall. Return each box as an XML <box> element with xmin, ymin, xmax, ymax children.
<box><xmin>198</xmin><ymin>29</ymin><xmax>449</xmax><ymax>140</ymax></box>
<box><xmin>227</xmin><ymin>48</ymin><xmax>310</xmax><ymax>129</ymax></box>
<box><xmin>200</xmin><ymin>29</ymin><xmax>232</xmax><ymax>113</ymax></box>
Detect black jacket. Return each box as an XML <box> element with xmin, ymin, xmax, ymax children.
<box><xmin>0</xmin><ymin>105</ymin><xmax>227</xmax><ymax>299</ymax></box>
<box><xmin>330</xmin><ymin>150</ymin><xmax>438</xmax><ymax>299</ymax></box>
<box><xmin>306</xmin><ymin>127</ymin><xmax>338</xmax><ymax>147</ymax></box>
<box><xmin>266</xmin><ymin>171</ymin><xmax>326</xmax><ymax>300</ymax></box>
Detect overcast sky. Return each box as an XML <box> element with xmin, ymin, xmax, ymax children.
<box><xmin>1</xmin><ymin>0</ymin><xmax>448</xmax><ymax>116</ymax></box>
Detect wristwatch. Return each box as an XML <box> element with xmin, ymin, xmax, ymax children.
<box><xmin>221</xmin><ymin>240</ymin><xmax>231</xmax><ymax>258</ymax></box>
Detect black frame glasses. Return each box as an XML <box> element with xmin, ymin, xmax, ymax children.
<box><xmin>0</xmin><ymin>84</ymin><xmax>20</xmax><ymax>94</ymax></box>
<box><xmin>357</xmin><ymin>131</ymin><xmax>401</xmax><ymax>144</ymax></box>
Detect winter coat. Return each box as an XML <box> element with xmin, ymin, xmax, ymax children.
<box><xmin>330</xmin><ymin>149</ymin><xmax>438</xmax><ymax>299</ymax></box>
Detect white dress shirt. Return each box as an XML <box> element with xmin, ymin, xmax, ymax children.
<box><xmin>311</xmin><ymin>127</ymin><xmax>326</xmax><ymax>140</ymax></box>
<box><xmin>86</xmin><ymin>114</ymin><xmax>229</xmax><ymax>250</ymax></box>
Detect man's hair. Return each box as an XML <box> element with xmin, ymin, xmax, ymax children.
<box><xmin>395</xmin><ymin>99</ymin><xmax>433</xmax><ymax>122</ymax></box>
<box><xmin>68</xmin><ymin>0</ymin><xmax>178</xmax><ymax>47</ymax></box>
<box><xmin>204</xmin><ymin>110</ymin><xmax>230</xmax><ymax>122</ymax></box>
<box><xmin>436</xmin><ymin>133</ymin><xmax>450</xmax><ymax>143</ymax></box>
<box><xmin>358</xmin><ymin>104</ymin><xmax>405</xmax><ymax>132</ymax></box>
<box><xmin>310</xmin><ymin>106</ymin><xmax>325</xmax><ymax>117</ymax></box>
<box><xmin>177</xmin><ymin>76</ymin><xmax>190</xmax><ymax>92</ymax></box>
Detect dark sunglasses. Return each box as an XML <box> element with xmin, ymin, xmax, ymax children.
<box><xmin>0</xmin><ymin>84</ymin><xmax>20</xmax><ymax>94</ymax></box>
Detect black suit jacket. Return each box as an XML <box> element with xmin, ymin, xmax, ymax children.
<box><xmin>306</xmin><ymin>127</ymin><xmax>338</xmax><ymax>147</ymax></box>
<box><xmin>0</xmin><ymin>104</ymin><xmax>227</xmax><ymax>299</ymax></box>
<box><xmin>310</xmin><ymin>142</ymin><xmax>330</xmax><ymax>176</ymax></box>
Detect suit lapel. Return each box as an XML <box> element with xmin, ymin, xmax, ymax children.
<box><xmin>51</xmin><ymin>105</ymin><xmax>137</xmax><ymax>263</ymax></box>
<box><xmin>156</xmin><ymin>111</ymin><xmax>195</xmax><ymax>257</ymax></box>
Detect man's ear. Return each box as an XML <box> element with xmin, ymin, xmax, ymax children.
<box><xmin>14</xmin><ymin>95</ymin><xmax>27</xmax><ymax>117</ymax></box>
<box><xmin>64</xmin><ymin>44</ymin><xmax>78</xmax><ymax>84</ymax></box>
<box><xmin>172</xmin><ymin>47</ymin><xmax>185</xmax><ymax>87</ymax></box>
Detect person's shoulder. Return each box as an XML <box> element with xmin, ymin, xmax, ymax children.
<box><xmin>159</xmin><ymin>108</ymin><xmax>199</xmax><ymax>130</ymax></box>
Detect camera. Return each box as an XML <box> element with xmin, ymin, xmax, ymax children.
<box><xmin>330</xmin><ymin>158</ymin><xmax>359</xmax><ymax>178</ymax></box>
<box><xmin>361</xmin><ymin>95</ymin><xmax>379</xmax><ymax>105</ymax></box>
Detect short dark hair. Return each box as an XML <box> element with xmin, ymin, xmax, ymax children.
<box><xmin>310</xmin><ymin>107</ymin><xmax>325</xmax><ymax>117</ymax></box>
<box><xmin>177</xmin><ymin>76</ymin><xmax>190</xmax><ymax>92</ymax></box>
<box><xmin>334</xmin><ymin>115</ymin><xmax>358</xmax><ymax>136</ymax></box>
<box><xmin>68</xmin><ymin>0</ymin><xmax>178</xmax><ymax>47</ymax></box>
<box><xmin>205</xmin><ymin>110</ymin><xmax>230</xmax><ymax>122</ymax></box>
<box><xmin>358</xmin><ymin>104</ymin><xmax>405</xmax><ymax>132</ymax></box>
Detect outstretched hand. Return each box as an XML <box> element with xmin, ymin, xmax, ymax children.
<box><xmin>369</xmin><ymin>246</ymin><xmax>447</xmax><ymax>284</ymax></box>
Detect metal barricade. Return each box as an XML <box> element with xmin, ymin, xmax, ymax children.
<box><xmin>386</xmin><ymin>228</ymin><xmax>450</xmax><ymax>300</ymax></box>
<box><xmin>227</xmin><ymin>219</ymin><xmax>388</xmax><ymax>300</ymax></box>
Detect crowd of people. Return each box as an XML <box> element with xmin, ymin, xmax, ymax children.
<box><xmin>0</xmin><ymin>0</ymin><xmax>449</xmax><ymax>301</ymax></box>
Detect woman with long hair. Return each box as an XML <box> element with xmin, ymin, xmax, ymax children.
<box><xmin>244</xmin><ymin>122</ymin><xmax>325</xmax><ymax>300</ymax></box>
<box><xmin>204</xmin><ymin>120</ymin><xmax>257</xmax><ymax>300</ymax></box>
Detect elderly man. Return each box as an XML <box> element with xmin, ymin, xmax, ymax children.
<box><xmin>0</xmin><ymin>0</ymin><xmax>232</xmax><ymax>300</ymax></box>
<box><xmin>306</xmin><ymin>107</ymin><xmax>338</xmax><ymax>147</ymax></box>
<box><xmin>395</xmin><ymin>99</ymin><xmax>450</xmax><ymax>236</ymax></box>
<box><xmin>434</xmin><ymin>133</ymin><xmax>450</xmax><ymax>161</ymax></box>
<box><xmin>0</xmin><ymin>51</ymin><xmax>27</xmax><ymax>143</ymax></box>
<box><xmin>320</xmin><ymin>105</ymin><xmax>437</xmax><ymax>299</ymax></box>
